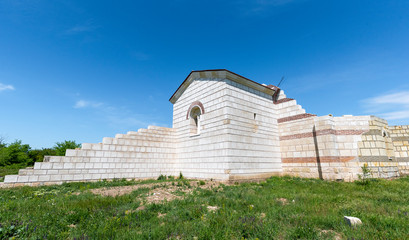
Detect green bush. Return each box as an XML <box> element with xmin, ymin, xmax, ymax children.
<box><xmin>157</xmin><ymin>174</ymin><xmax>166</xmax><ymax>180</ymax></box>
<box><xmin>0</xmin><ymin>140</ymin><xmax>31</xmax><ymax>166</ymax></box>
<box><xmin>54</xmin><ymin>140</ymin><xmax>81</xmax><ymax>156</ymax></box>
<box><xmin>27</xmin><ymin>148</ymin><xmax>57</xmax><ymax>165</ymax></box>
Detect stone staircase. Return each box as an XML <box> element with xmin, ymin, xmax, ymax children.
<box><xmin>2</xmin><ymin>126</ymin><xmax>177</xmax><ymax>187</ymax></box>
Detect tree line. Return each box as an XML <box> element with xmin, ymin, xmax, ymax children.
<box><xmin>0</xmin><ymin>138</ymin><xmax>81</xmax><ymax>168</ymax></box>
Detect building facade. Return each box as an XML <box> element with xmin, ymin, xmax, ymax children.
<box><xmin>2</xmin><ymin>69</ymin><xmax>409</xmax><ymax>187</ymax></box>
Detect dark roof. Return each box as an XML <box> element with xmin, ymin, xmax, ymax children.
<box><xmin>169</xmin><ymin>69</ymin><xmax>277</xmax><ymax>103</ymax></box>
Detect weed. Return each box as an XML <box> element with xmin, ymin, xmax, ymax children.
<box><xmin>199</xmin><ymin>180</ymin><xmax>205</xmax><ymax>186</ymax></box>
<box><xmin>178</xmin><ymin>172</ymin><xmax>184</xmax><ymax>180</ymax></box>
<box><xmin>357</xmin><ymin>163</ymin><xmax>372</xmax><ymax>185</ymax></box>
<box><xmin>157</xmin><ymin>174</ymin><xmax>166</xmax><ymax>181</ymax></box>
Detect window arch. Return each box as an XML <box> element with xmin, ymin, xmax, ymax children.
<box><xmin>189</xmin><ymin>106</ymin><xmax>201</xmax><ymax>135</ymax></box>
<box><xmin>187</xmin><ymin>101</ymin><xmax>205</xmax><ymax>136</ymax></box>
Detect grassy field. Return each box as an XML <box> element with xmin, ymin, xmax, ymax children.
<box><xmin>1</xmin><ymin>176</ymin><xmax>409</xmax><ymax>239</ymax></box>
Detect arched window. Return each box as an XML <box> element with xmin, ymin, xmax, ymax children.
<box><xmin>186</xmin><ymin>101</ymin><xmax>205</xmax><ymax>136</ymax></box>
<box><xmin>189</xmin><ymin>106</ymin><xmax>201</xmax><ymax>135</ymax></box>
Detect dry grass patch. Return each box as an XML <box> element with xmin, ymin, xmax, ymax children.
<box><xmin>86</xmin><ymin>180</ymin><xmax>225</xmax><ymax>204</ymax></box>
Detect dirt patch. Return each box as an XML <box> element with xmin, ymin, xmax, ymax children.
<box><xmin>84</xmin><ymin>180</ymin><xmax>226</xmax><ymax>204</ymax></box>
<box><xmin>146</xmin><ymin>188</ymin><xmax>183</xmax><ymax>203</ymax></box>
<box><xmin>207</xmin><ymin>206</ymin><xmax>219</xmax><ymax>212</ymax></box>
<box><xmin>319</xmin><ymin>229</ymin><xmax>343</xmax><ymax>240</ymax></box>
<box><xmin>89</xmin><ymin>182</ymin><xmax>171</xmax><ymax>197</ymax></box>
<box><xmin>277</xmin><ymin>198</ymin><xmax>289</xmax><ymax>205</ymax></box>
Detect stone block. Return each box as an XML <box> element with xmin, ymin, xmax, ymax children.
<box><xmin>50</xmin><ymin>175</ymin><xmax>62</xmax><ymax>181</ymax></box>
<box><xmin>38</xmin><ymin>175</ymin><xmax>51</xmax><ymax>182</ymax></box>
<box><xmin>65</xmin><ymin>149</ymin><xmax>77</xmax><ymax>156</ymax></box>
<box><xmin>53</xmin><ymin>163</ymin><xmax>64</xmax><ymax>169</ymax></box>
<box><xmin>4</xmin><ymin>175</ymin><xmax>19</xmax><ymax>183</ymax></box>
<box><xmin>82</xmin><ymin>143</ymin><xmax>92</xmax><ymax>149</ymax></box>
<box><xmin>28</xmin><ymin>175</ymin><xmax>39</xmax><ymax>182</ymax></box>
<box><xmin>40</xmin><ymin>162</ymin><xmax>51</xmax><ymax>170</ymax></box>
<box><xmin>62</xmin><ymin>175</ymin><xmax>74</xmax><ymax>181</ymax></box>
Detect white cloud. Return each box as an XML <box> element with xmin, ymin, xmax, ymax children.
<box><xmin>72</xmin><ymin>99</ymin><xmax>166</xmax><ymax>129</ymax></box>
<box><xmin>74</xmin><ymin>100</ymin><xmax>102</xmax><ymax>109</ymax></box>
<box><xmin>0</xmin><ymin>83</ymin><xmax>15</xmax><ymax>91</ymax></box>
<box><xmin>362</xmin><ymin>90</ymin><xmax>409</xmax><ymax>121</ymax></box>
<box><xmin>380</xmin><ymin>110</ymin><xmax>409</xmax><ymax>120</ymax></box>
<box><xmin>365</xmin><ymin>91</ymin><xmax>409</xmax><ymax>105</ymax></box>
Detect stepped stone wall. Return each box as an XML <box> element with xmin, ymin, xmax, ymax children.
<box><xmin>391</xmin><ymin>125</ymin><xmax>409</xmax><ymax>175</ymax></box>
<box><xmin>3</xmin><ymin>126</ymin><xmax>176</xmax><ymax>187</ymax></box>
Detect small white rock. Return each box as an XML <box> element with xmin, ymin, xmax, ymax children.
<box><xmin>344</xmin><ymin>216</ymin><xmax>362</xmax><ymax>226</ymax></box>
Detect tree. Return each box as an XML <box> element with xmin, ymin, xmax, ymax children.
<box><xmin>0</xmin><ymin>140</ymin><xmax>31</xmax><ymax>166</ymax></box>
<box><xmin>0</xmin><ymin>136</ymin><xmax>6</xmax><ymax>149</ymax></box>
<box><xmin>54</xmin><ymin>140</ymin><xmax>81</xmax><ymax>156</ymax></box>
<box><xmin>27</xmin><ymin>148</ymin><xmax>57</xmax><ymax>165</ymax></box>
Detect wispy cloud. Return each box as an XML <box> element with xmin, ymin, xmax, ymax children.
<box><xmin>236</xmin><ymin>0</ymin><xmax>299</xmax><ymax>15</ymax></box>
<box><xmin>73</xmin><ymin>99</ymin><xmax>167</xmax><ymax>129</ymax></box>
<box><xmin>64</xmin><ymin>20</ymin><xmax>98</xmax><ymax>35</ymax></box>
<box><xmin>361</xmin><ymin>90</ymin><xmax>409</xmax><ymax>120</ymax></box>
<box><xmin>0</xmin><ymin>83</ymin><xmax>15</xmax><ymax>92</ymax></box>
<box><xmin>74</xmin><ymin>100</ymin><xmax>103</xmax><ymax>109</ymax></box>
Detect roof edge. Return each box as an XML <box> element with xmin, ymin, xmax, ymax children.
<box><xmin>169</xmin><ymin>69</ymin><xmax>277</xmax><ymax>104</ymax></box>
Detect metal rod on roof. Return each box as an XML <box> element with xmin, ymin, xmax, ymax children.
<box><xmin>277</xmin><ymin>76</ymin><xmax>285</xmax><ymax>88</ymax></box>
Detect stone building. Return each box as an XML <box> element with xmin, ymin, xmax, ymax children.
<box><xmin>2</xmin><ymin>69</ymin><xmax>409</xmax><ymax>187</ymax></box>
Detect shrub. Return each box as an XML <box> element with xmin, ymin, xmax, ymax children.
<box><xmin>27</xmin><ymin>148</ymin><xmax>57</xmax><ymax>165</ymax></box>
<box><xmin>54</xmin><ymin>140</ymin><xmax>81</xmax><ymax>156</ymax></box>
<box><xmin>0</xmin><ymin>140</ymin><xmax>31</xmax><ymax>166</ymax></box>
<box><xmin>157</xmin><ymin>174</ymin><xmax>166</xmax><ymax>180</ymax></box>
<box><xmin>357</xmin><ymin>163</ymin><xmax>372</xmax><ymax>185</ymax></box>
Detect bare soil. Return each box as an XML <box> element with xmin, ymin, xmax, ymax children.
<box><xmin>86</xmin><ymin>180</ymin><xmax>225</xmax><ymax>204</ymax></box>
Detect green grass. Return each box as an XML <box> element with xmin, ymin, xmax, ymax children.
<box><xmin>1</xmin><ymin>176</ymin><xmax>409</xmax><ymax>239</ymax></box>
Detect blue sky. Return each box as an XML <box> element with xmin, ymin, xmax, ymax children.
<box><xmin>1</xmin><ymin>0</ymin><xmax>409</xmax><ymax>148</ymax></box>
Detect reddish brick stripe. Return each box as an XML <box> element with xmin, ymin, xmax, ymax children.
<box><xmin>274</xmin><ymin>98</ymin><xmax>294</xmax><ymax>104</ymax></box>
<box><xmin>280</xmin><ymin>129</ymin><xmax>367</xmax><ymax>140</ymax></box>
<box><xmin>277</xmin><ymin>113</ymin><xmax>316</xmax><ymax>123</ymax></box>
<box><xmin>282</xmin><ymin>156</ymin><xmax>356</xmax><ymax>163</ymax></box>
<box><xmin>186</xmin><ymin>101</ymin><xmax>205</xmax><ymax>119</ymax></box>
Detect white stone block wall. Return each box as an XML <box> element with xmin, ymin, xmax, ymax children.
<box><xmin>3</xmin><ymin>126</ymin><xmax>177</xmax><ymax>186</ymax></box>
<box><xmin>390</xmin><ymin>125</ymin><xmax>409</xmax><ymax>175</ymax></box>
<box><xmin>172</xmin><ymin>78</ymin><xmax>231</xmax><ymax>180</ymax></box>
<box><xmin>223</xmin><ymin>80</ymin><xmax>281</xmax><ymax>180</ymax></box>
<box><xmin>276</xmin><ymin>95</ymin><xmax>374</xmax><ymax>180</ymax></box>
